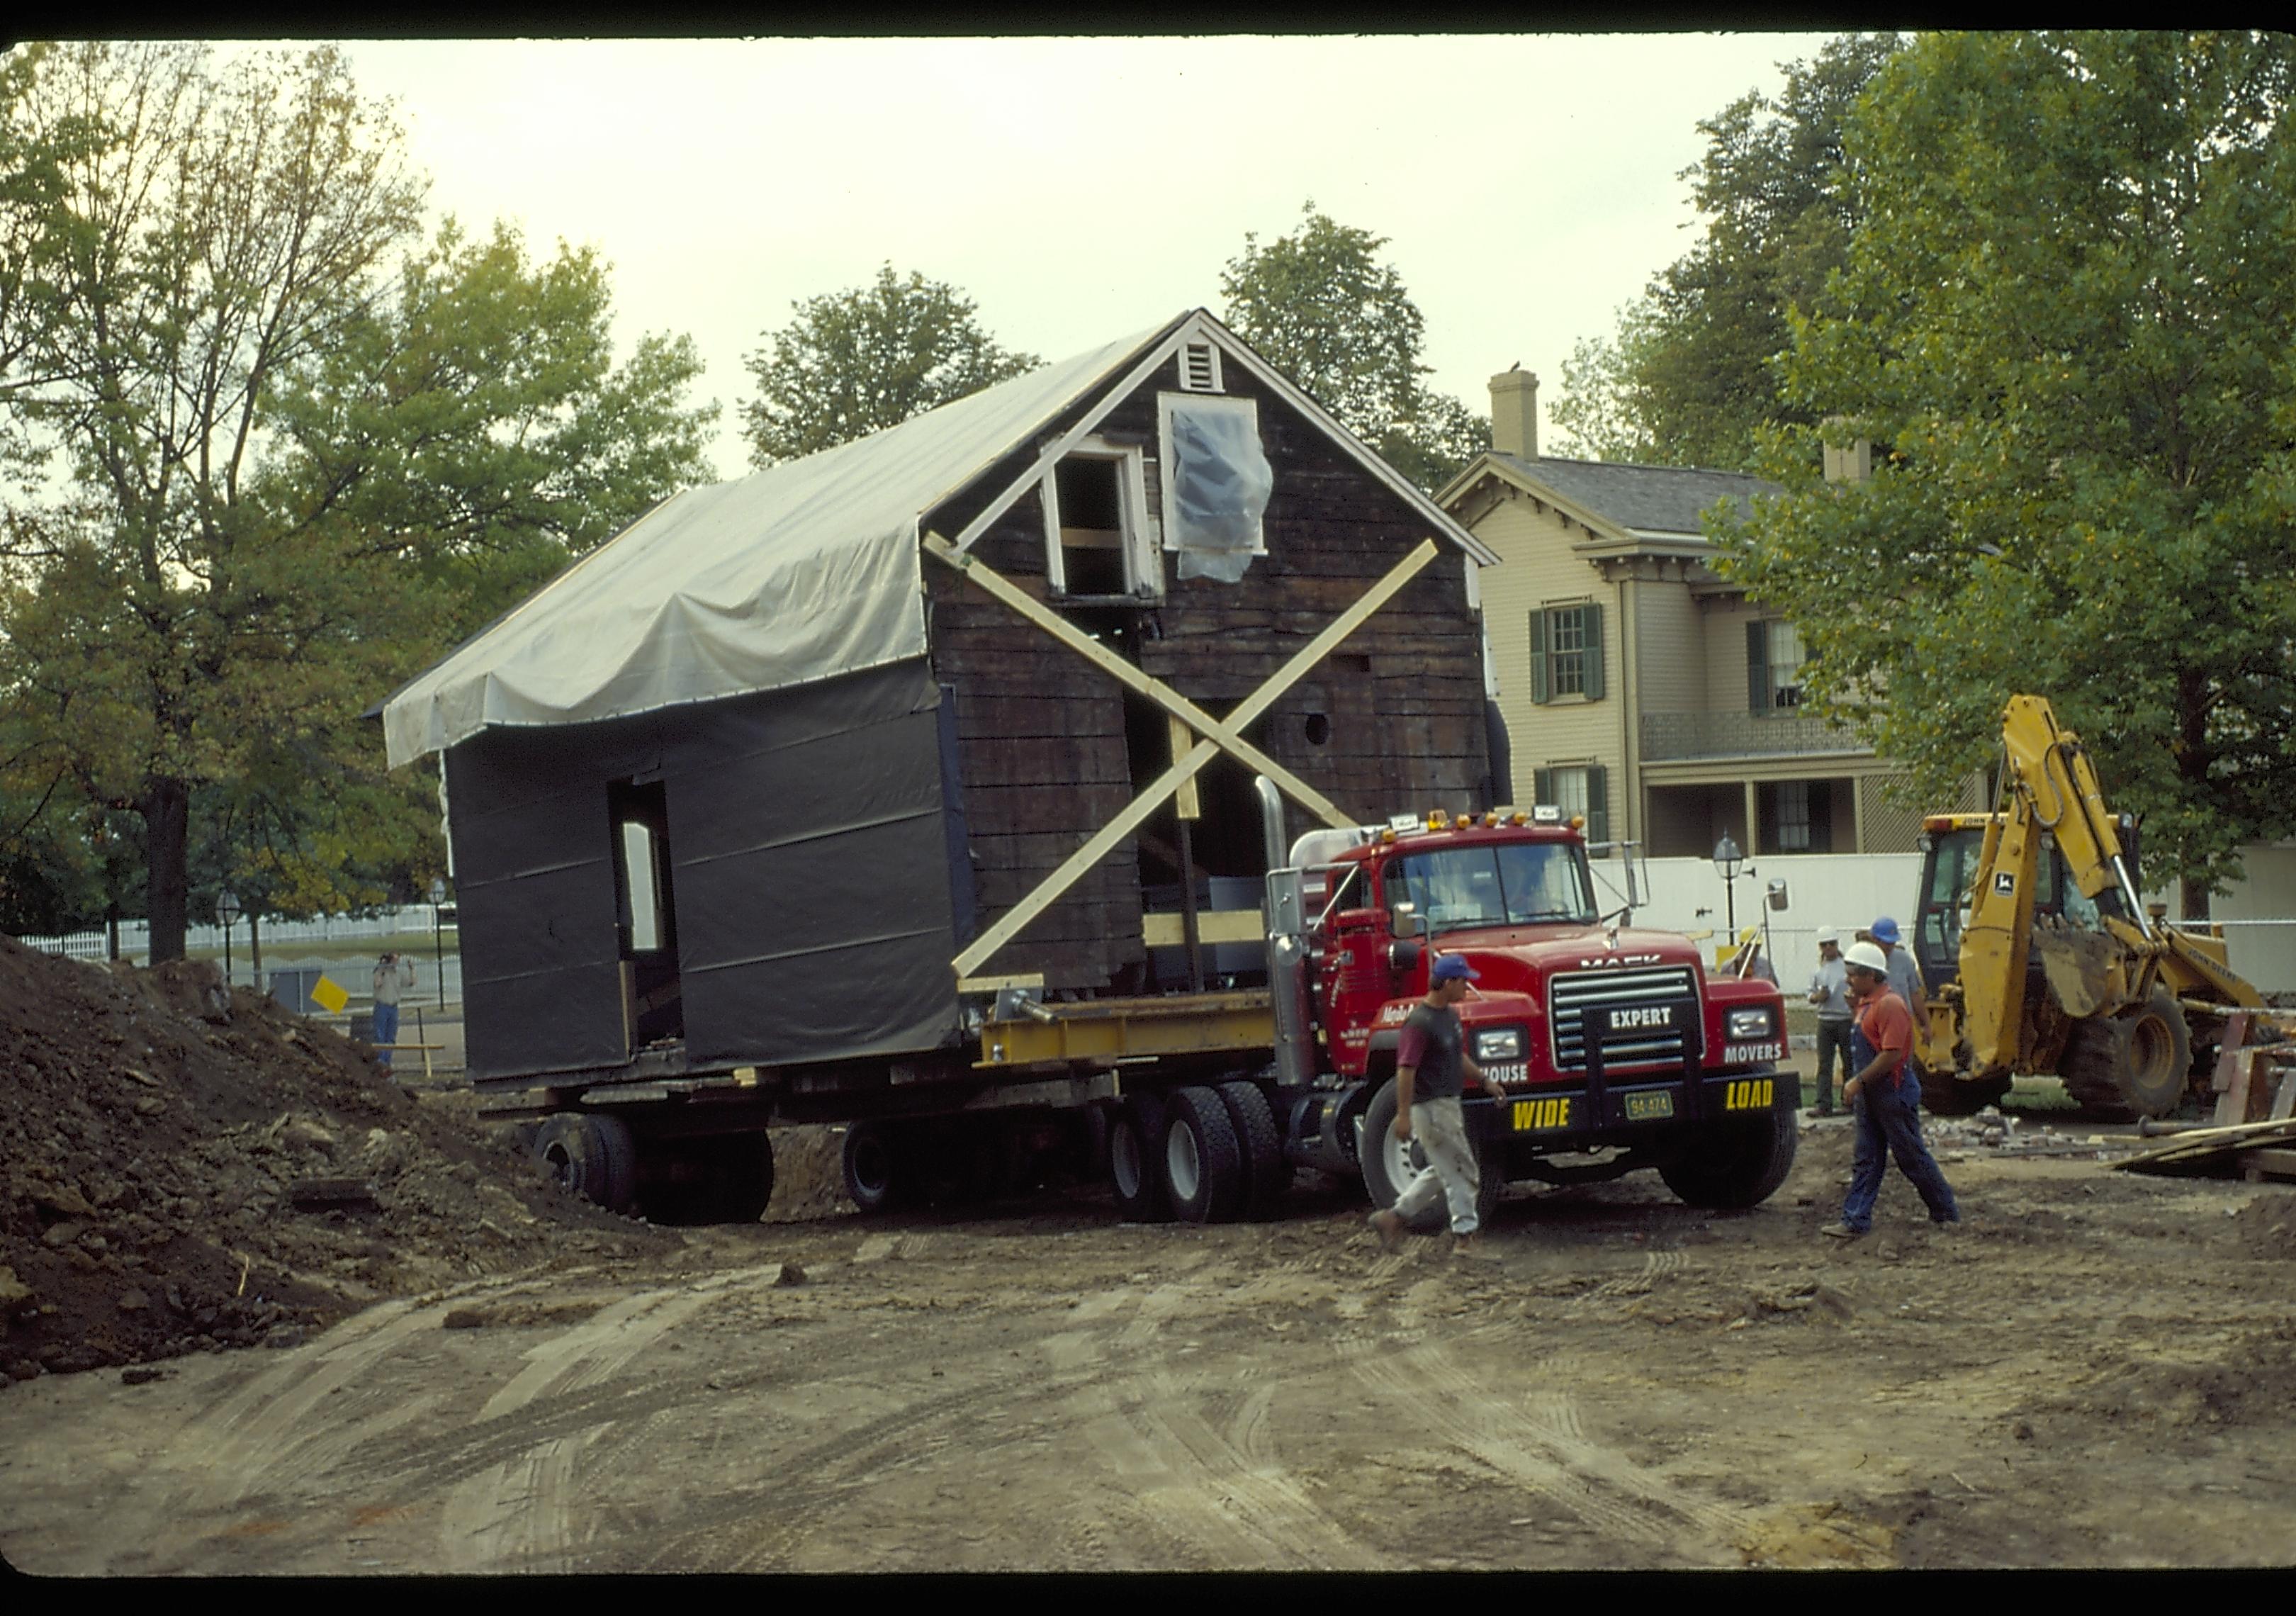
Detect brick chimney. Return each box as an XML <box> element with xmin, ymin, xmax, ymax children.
<box><xmin>1490</xmin><ymin>368</ymin><xmax>1538</xmax><ymax>459</ymax></box>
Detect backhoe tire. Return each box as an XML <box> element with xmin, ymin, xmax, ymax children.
<box><xmin>1217</xmin><ymin>1080</ymin><xmax>1291</xmax><ymax>1220</ymax></box>
<box><xmin>2059</xmin><ymin>989</ymin><xmax>2191</xmax><ymax>1121</ymax></box>
<box><xmin>1164</xmin><ymin>1086</ymin><xmax>1246</xmax><ymax>1224</ymax></box>
<box><xmin>1917</xmin><ymin>1064</ymin><xmax>2013</xmax><ymax>1118</ymax></box>
<box><xmin>1658</xmin><ymin>1100</ymin><xmax>1798</xmax><ymax>1211</ymax></box>
<box><xmin>535</xmin><ymin>1112</ymin><xmax>639</xmax><ymax>1216</ymax></box>
<box><xmin>1110</xmin><ymin>1093</ymin><xmax>1173</xmax><ymax>1223</ymax></box>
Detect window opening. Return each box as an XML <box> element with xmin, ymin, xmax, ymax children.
<box><xmin>1042</xmin><ymin>439</ymin><xmax>1154</xmax><ymax>599</ymax></box>
<box><xmin>1765</xmin><ymin>620</ymin><xmax>1804</xmax><ymax>710</ymax></box>
<box><xmin>608</xmin><ymin>778</ymin><xmax>682</xmax><ymax>1050</ymax></box>
<box><xmin>1158</xmin><ymin>393</ymin><xmax>1271</xmax><ymax>583</ymax></box>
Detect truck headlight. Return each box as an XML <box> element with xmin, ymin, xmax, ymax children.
<box><xmin>1474</xmin><ymin>1028</ymin><xmax>1524</xmax><ymax>1061</ymax></box>
<box><xmin>1726</xmin><ymin>1007</ymin><xmax>1774</xmax><ymax>1040</ymax></box>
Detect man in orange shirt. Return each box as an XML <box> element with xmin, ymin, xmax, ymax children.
<box><xmin>1821</xmin><ymin>941</ymin><xmax>1960</xmax><ymax>1238</ymax></box>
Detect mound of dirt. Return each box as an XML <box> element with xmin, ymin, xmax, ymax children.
<box><xmin>0</xmin><ymin>937</ymin><xmax>675</xmax><ymax>1382</ymax></box>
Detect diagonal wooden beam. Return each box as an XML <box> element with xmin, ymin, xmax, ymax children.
<box><xmin>933</xmin><ymin>534</ymin><xmax>1440</xmax><ymax>979</ymax></box>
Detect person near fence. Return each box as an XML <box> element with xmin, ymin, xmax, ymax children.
<box><xmin>371</xmin><ymin>951</ymin><xmax>417</xmax><ymax>1067</ymax></box>
<box><xmin>1806</xmin><ymin>926</ymin><xmax>1852</xmax><ymax>1117</ymax></box>
<box><xmin>1823</xmin><ymin>940</ymin><xmax>1959</xmax><ymax>1238</ymax></box>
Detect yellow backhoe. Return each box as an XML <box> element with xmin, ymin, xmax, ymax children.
<box><xmin>1909</xmin><ymin>695</ymin><xmax>2266</xmax><ymax>1120</ymax></box>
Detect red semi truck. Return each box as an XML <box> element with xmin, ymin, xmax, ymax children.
<box><xmin>800</xmin><ymin>781</ymin><xmax>1799</xmax><ymax>1225</ymax></box>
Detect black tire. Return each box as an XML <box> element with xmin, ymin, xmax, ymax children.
<box><xmin>535</xmin><ymin>1113</ymin><xmax>639</xmax><ymax>1215</ymax></box>
<box><xmin>697</xmin><ymin>1130</ymin><xmax>775</xmax><ymax>1223</ymax></box>
<box><xmin>2059</xmin><ymin>988</ymin><xmax>2191</xmax><ymax>1121</ymax></box>
<box><xmin>1217</xmin><ymin>1080</ymin><xmax>1291</xmax><ymax>1220</ymax></box>
<box><xmin>1658</xmin><ymin>1101</ymin><xmax>1798</xmax><ymax>1210</ymax></box>
<box><xmin>1357</xmin><ymin>1080</ymin><xmax>1499</xmax><ymax>1231</ymax></box>
<box><xmin>842</xmin><ymin>1121</ymin><xmax>902</xmax><ymax>1213</ymax></box>
<box><xmin>1918</xmin><ymin>1063</ymin><xmax>2013</xmax><ymax>1117</ymax></box>
<box><xmin>1110</xmin><ymin>1093</ymin><xmax>1173</xmax><ymax>1222</ymax></box>
<box><xmin>1164</xmin><ymin>1085</ymin><xmax>1246</xmax><ymax>1224</ymax></box>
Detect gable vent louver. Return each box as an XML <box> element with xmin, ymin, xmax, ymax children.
<box><xmin>1178</xmin><ymin>340</ymin><xmax>1224</xmax><ymax>393</ymax></box>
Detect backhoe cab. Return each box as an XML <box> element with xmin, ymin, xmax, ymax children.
<box><xmin>1910</xmin><ymin>695</ymin><xmax>2265</xmax><ymax>1121</ymax></box>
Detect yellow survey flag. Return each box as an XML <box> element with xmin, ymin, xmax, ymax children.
<box><xmin>310</xmin><ymin>974</ymin><xmax>349</xmax><ymax>1014</ymax></box>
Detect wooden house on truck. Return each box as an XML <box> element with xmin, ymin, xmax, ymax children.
<box><xmin>382</xmin><ymin>310</ymin><xmax>1502</xmax><ymax>1123</ymax></box>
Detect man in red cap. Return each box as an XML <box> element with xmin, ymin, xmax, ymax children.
<box><xmin>1371</xmin><ymin>952</ymin><xmax>1511</xmax><ymax>1255</ymax></box>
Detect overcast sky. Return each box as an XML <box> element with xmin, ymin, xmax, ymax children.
<box><xmin>334</xmin><ymin>35</ymin><xmax>1823</xmax><ymax>482</ymax></box>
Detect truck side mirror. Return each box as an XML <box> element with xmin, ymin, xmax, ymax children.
<box><xmin>1389</xmin><ymin>902</ymin><xmax>1427</xmax><ymax>939</ymax></box>
<box><xmin>1388</xmin><ymin>938</ymin><xmax>1424</xmax><ymax>973</ymax></box>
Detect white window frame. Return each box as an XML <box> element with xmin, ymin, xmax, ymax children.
<box><xmin>1157</xmin><ymin>392</ymin><xmax>1268</xmax><ymax>558</ymax></box>
<box><xmin>1040</xmin><ymin>436</ymin><xmax>1157</xmax><ymax>598</ymax></box>
<box><xmin>1767</xmin><ymin>619</ymin><xmax>1806</xmax><ymax>711</ymax></box>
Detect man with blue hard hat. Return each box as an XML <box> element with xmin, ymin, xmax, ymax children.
<box><xmin>1369</xmin><ymin>953</ymin><xmax>1511</xmax><ymax>1256</ymax></box>
<box><xmin>1867</xmin><ymin>916</ymin><xmax>1928</xmax><ymax>1028</ymax></box>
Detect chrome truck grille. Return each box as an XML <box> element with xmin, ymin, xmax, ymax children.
<box><xmin>1550</xmin><ymin>967</ymin><xmax>1699</xmax><ymax>1071</ymax></box>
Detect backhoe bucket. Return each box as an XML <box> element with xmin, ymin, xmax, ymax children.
<box><xmin>2034</xmin><ymin>921</ymin><xmax>2122</xmax><ymax>1020</ymax></box>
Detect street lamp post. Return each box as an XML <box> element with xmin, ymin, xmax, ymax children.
<box><xmin>217</xmin><ymin>888</ymin><xmax>240</xmax><ymax>989</ymax></box>
<box><xmin>429</xmin><ymin>877</ymin><xmax>448</xmax><ymax>1006</ymax></box>
<box><xmin>1711</xmin><ymin>836</ymin><xmax>1743</xmax><ymax>937</ymax></box>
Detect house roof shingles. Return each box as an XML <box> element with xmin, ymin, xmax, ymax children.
<box><xmin>1486</xmin><ymin>451</ymin><xmax>1777</xmax><ymax>538</ymax></box>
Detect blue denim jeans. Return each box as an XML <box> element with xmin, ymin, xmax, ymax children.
<box><xmin>373</xmin><ymin>1001</ymin><xmax>400</xmax><ymax>1066</ymax></box>
<box><xmin>1840</xmin><ymin>1029</ymin><xmax>1958</xmax><ymax>1231</ymax></box>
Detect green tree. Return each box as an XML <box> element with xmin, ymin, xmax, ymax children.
<box><xmin>1711</xmin><ymin>30</ymin><xmax>2296</xmax><ymax>914</ymax></box>
<box><xmin>1553</xmin><ymin>34</ymin><xmax>1901</xmax><ymax>467</ymax></box>
<box><xmin>0</xmin><ymin>44</ymin><xmax>716</xmax><ymax>958</ymax></box>
<box><xmin>1219</xmin><ymin>203</ymin><xmax>1487</xmax><ymax>492</ymax></box>
<box><xmin>739</xmin><ymin>264</ymin><xmax>1038</xmax><ymax>467</ymax></box>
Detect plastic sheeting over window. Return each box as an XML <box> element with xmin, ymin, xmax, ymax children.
<box><xmin>1161</xmin><ymin>394</ymin><xmax>1272</xmax><ymax>583</ymax></box>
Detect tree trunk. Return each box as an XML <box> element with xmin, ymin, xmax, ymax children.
<box><xmin>143</xmin><ymin>778</ymin><xmax>191</xmax><ymax>963</ymax></box>
<box><xmin>2179</xmin><ymin>875</ymin><xmax>2209</xmax><ymax>923</ymax></box>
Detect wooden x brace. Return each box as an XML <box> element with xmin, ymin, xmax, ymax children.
<box><xmin>924</xmin><ymin>532</ymin><xmax>1440</xmax><ymax>979</ymax></box>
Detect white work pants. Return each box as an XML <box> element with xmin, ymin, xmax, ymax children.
<box><xmin>1391</xmin><ymin>1096</ymin><xmax>1481</xmax><ymax>1235</ymax></box>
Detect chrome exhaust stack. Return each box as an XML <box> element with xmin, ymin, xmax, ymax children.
<box><xmin>1256</xmin><ymin>775</ymin><xmax>1316</xmax><ymax>1089</ymax></box>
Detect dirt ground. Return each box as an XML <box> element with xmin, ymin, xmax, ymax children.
<box><xmin>4</xmin><ymin>936</ymin><xmax>2294</xmax><ymax>1573</ymax></box>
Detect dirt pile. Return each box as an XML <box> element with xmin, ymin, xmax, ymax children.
<box><xmin>0</xmin><ymin>936</ymin><xmax>674</xmax><ymax>1381</ymax></box>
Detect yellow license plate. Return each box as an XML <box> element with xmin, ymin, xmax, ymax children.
<box><xmin>1623</xmin><ymin>1090</ymin><xmax>1673</xmax><ymax>1121</ymax></box>
<box><xmin>1723</xmin><ymin>1077</ymin><xmax>1776</xmax><ymax>1111</ymax></box>
<box><xmin>1512</xmin><ymin>1096</ymin><xmax>1572</xmax><ymax>1132</ymax></box>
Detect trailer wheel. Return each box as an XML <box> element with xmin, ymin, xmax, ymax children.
<box><xmin>1110</xmin><ymin>1093</ymin><xmax>1172</xmax><ymax>1222</ymax></box>
<box><xmin>1165</xmin><ymin>1087</ymin><xmax>1246</xmax><ymax>1224</ymax></box>
<box><xmin>535</xmin><ymin>1113</ymin><xmax>639</xmax><ymax>1215</ymax></box>
<box><xmin>841</xmin><ymin>1121</ymin><xmax>903</xmax><ymax>1213</ymax></box>
<box><xmin>1658</xmin><ymin>1101</ymin><xmax>1797</xmax><ymax>1211</ymax></box>
<box><xmin>1217</xmin><ymin>1080</ymin><xmax>1291</xmax><ymax>1220</ymax></box>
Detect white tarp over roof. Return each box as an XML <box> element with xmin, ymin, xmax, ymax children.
<box><xmin>382</xmin><ymin>321</ymin><xmax>1174</xmax><ymax>767</ymax></box>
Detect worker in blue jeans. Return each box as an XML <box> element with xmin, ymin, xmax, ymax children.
<box><xmin>1823</xmin><ymin>941</ymin><xmax>1959</xmax><ymax>1238</ymax></box>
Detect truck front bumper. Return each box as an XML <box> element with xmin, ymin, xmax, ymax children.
<box><xmin>1468</xmin><ymin>1067</ymin><xmax>1801</xmax><ymax>1150</ymax></box>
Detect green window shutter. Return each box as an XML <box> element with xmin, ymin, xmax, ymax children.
<box><xmin>1529</xmin><ymin>610</ymin><xmax>1549</xmax><ymax>705</ymax></box>
<box><xmin>1533</xmin><ymin>767</ymin><xmax>1554</xmax><ymax>807</ymax></box>
<box><xmin>1587</xmin><ymin>765</ymin><xmax>1609</xmax><ymax>850</ymax></box>
<box><xmin>1583</xmin><ymin>604</ymin><xmax>1606</xmax><ymax>702</ymax></box>
<box><xmin>1747</xmin><ymin>619</ymin><xmax>1769</xmax><ymax>714</ymax></box>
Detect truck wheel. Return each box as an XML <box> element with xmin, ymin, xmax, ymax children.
<box><xmin>535</xmin><ymin>1113</ymin><xmax>639</xmax><ymax>1215</ymax></box>
<box><xmin>1110</xmin><ymin>1093</ymin><xmax>1173</xmax><ymax>1222</ymax></box>
<box><xmin>1217</xmin><ymin>1080</ymin><xmax>1291</xmax><ymax>1220</ymax></box>
<box><xmin>1917</xmin><ymin>1064</ymin><xmax>2012</xmax><ymax>1117</ymax></box>
<box><xmin>694</xmin><ymin>1130</ymin><xmax>775</xmax><ymax>1223</ymax></box>
<box><xmin>1164</xmin><ymin>1086</ymin><xmax>1247</xmax><ymax>1224</ymax></box>
<box><xmin>1358</xmin><ymin>1080</ymin><xmax>1442</xmax><ymax>1230</ymax></box>
<box><xmin>842</xmin><ymin>1121</ymin><xmax>902</xmax><ymax>1213</ymax></box>
<box><xmin>2060</xmin><ymin>989</ymin><xmax>2190</xmax><ymax>1121</ymax></box>
<box><xmin>1657</xmin><ymin>1101</ymin><xmax>1798</xmax><ymax>1211</ymax></box>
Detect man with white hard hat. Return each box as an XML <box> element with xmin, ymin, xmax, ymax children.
<box><xmin>1806</xmin><ymin>927</ymin><xmax>1852</xmax><ymax>1117</ymax></box>
<box><xmin>1822</xmin><ymin>940</ymin><xmax>1959</xmax><ymax>1239</ymax></box>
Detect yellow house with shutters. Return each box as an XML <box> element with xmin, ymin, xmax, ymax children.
<box><xmin>1443</xmin><ymin>370</ymin><xmax>1932</xmax><ymax>858</ymax></box>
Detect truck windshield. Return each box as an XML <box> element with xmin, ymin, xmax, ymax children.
<box><xmin>1390</xmin><ymin>842</ymin><xmax>1597</xmax><ymax>933</ymax></box>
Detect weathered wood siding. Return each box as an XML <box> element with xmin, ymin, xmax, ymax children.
<box><xmin>924</xmin><ymin>349</ymin><xmax>1490</xmax><ymax>992</ymax></box>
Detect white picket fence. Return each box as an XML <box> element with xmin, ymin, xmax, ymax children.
<box><xmin>11</xmin><ymin>904</ymin><xmax>447</xmax><ymax>967</ymax></box>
